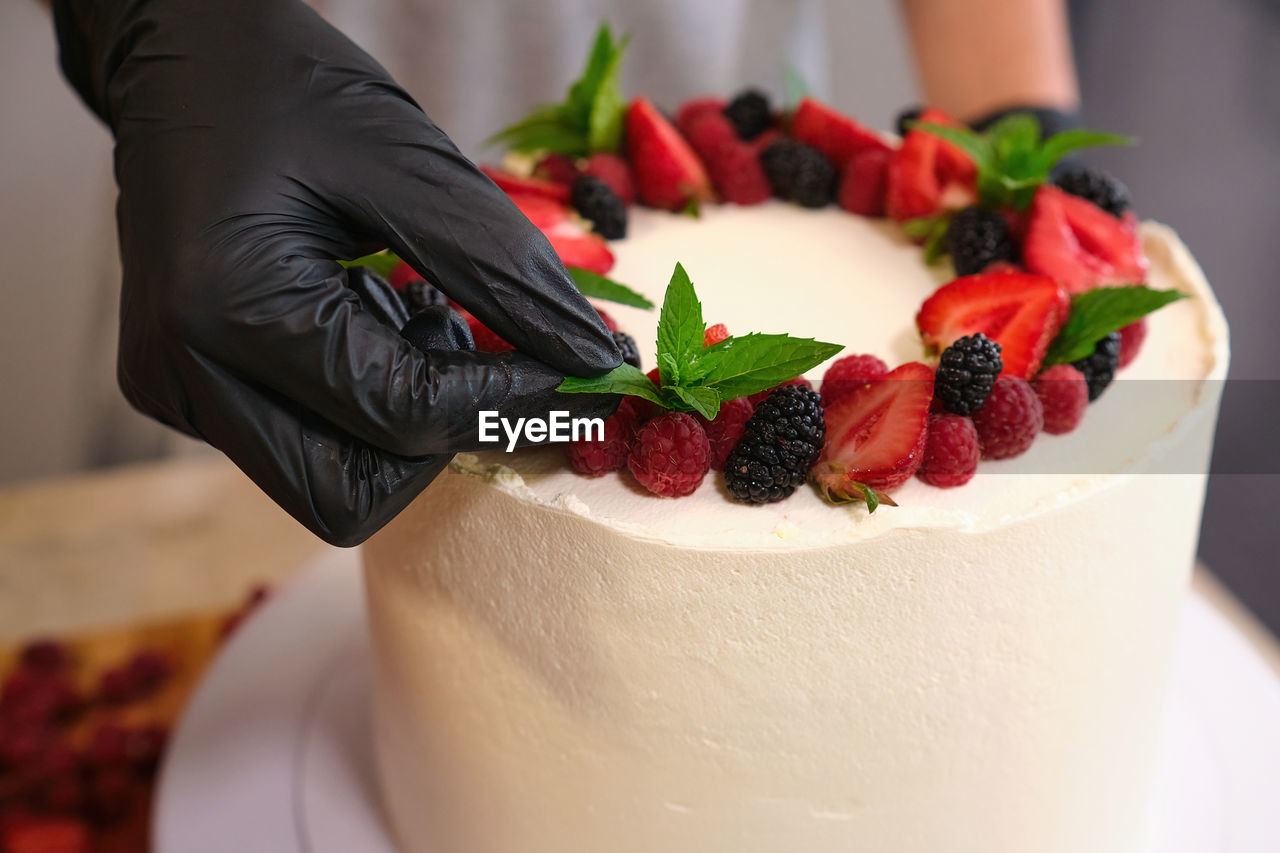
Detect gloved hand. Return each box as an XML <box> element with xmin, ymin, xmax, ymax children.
<box><xmin>53</xmin><ymin>0</ymin><xmax>621</xmax><ymax>546</ymax></box>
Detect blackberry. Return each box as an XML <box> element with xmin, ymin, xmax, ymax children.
<box><xmin>1071</xmin><ymin>332</ymin><xmax>1121</xmax><ymax>401</ymax></box>
<box><xmin>612</xmin><ymin>330</ymin><xmax>641</xmax><ymax>369</ymax></box>
<box><xmin>934</xmin><ymin>333</ymin><xmax>1003</xmax><ymax>415</ymax></box>
<box><xmin>895</xmin><ymin>105</ymin><xmax>923</xmax><ymax>137</ymax></box>
<box><xmin>724</xmin><ymin>385</ymin><xmax>826</xmax><ymax>504</ymax></box>
<box><xmin>1053</xmin><ymin>167</ymin><xmax>1132</xmax><ymax>218</ymax></box>
<box><xmin>399</xmin><ymin>279</ymin><xmax>447</xmax><ymax>316</ymax></box>
<box><xmin>570</xmin><ymin>175</ymin><xmax>627</xmax><ymax>239</ymax></box>
<box><xmin>723</xmin><ymin>88</ymin><xmax>772</xmax><ymax>140</ymax></box>
<box><xmin>759</xmin><ymin>140</ymin><xmax>836</xmax><ymax>208</ymax></box>
<box><xmin>947</xmin><ymin>206</ymin><xmax>1019</xmax><ymax>276</ymax></box>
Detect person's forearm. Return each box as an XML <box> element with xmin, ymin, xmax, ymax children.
<box><xmin>900</xmin><ymin>0</ymin><xmax>1079</xmax><ymax>123</ymax></box>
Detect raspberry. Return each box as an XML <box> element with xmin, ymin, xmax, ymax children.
<box><xmin>86</xmin><ymin>767</ymin><xmax>135</xmax><ymax>826</ymax></box>
<box><xmin>703</xmin><ymin>323</ymin><xmax>729</xmax><ymax>346</ymax></box>
<box><xmin>533</xmin><ymin>152</ymin><xmax>580</xmax><ymax>185</ymax></box>
<box><xmin>1053</xmin><ymin>166</ymin><xmax>1131</xmax><ymax>218</ymax></box>
<box><xmin>917</xmin><ymin>413</ymin><xmax>979</xmax><ymax>487</ymax></box>
<box><xmin>1071</xmin><ymin>331</ymin><xmax>1121</xmax><ymax>401</ymax></box>
<box><xmin>570</xmin><ymin>175</ymin><xmax>627</xmax><ymax>239</ymax></box>
<box><xmin>98</xmin><ymin>650</ymin><xmax>172</xmax><ymax>705</ymax></box>
<box><xmin>760</xmin><ymin>140</ymin><xmax>836</xmax><ymax>208</ymax></box>
<box><xmin>612</xmin><ymin>331</ymin><xmax>641</xmax><ymax>368</ymax></box>
<box><xmin>567</xmin><ymin>405</ymin><xmax>637</xmax><ymax>477</ymax></box>
<box><xmin>1032</xmin><ymin>364</ymin><xmax>1089</xmax><ymax>434</ymax></box>
<box><xmin>582</xmin><ymin>153</ymin><xmax>635</xmax><ymax>205</ymax></box>
<box><xmin>683</xmin><ymin>111</ymin><xmax>775</xmax><ymax>205</ymax></box>
<box><xmin>723</xmin><ymin>88</ymin><xmax>772</xmax><ymax>140</ymax></box>
<box><xmin>820</xmin><ymin>354</ymin><xmax>889</xmax><ymax>408</ymax></box>
<box><xmin>724</xmin><ymin>386</ymin><xmax>826</xmax><ymax>503</ymax></box>
<box><xmin>19</xmin><ymin>641</ymin><xmax>70</xmax><ymax>674</ymax></box>
<box><xmin>696</xmin><ymin>397</ymin><xmax>755</xmax><ymax>471</ymax></box>
<box><xmin>627</xmin><ymin>413</ymin><xmax>711</xmax><ymax>497</ymax></box>
<box><xmin>747</xmin><ymin>376</ymin><xmax>813</xmax><ymax>408</ymax></box>
<box><xmin>947</xmin><ymin>206</ymin><xmax>1019</xmax><ymax>276</ymax></box>
<box><xmin>934</xmin><ymin>333</ymin><xmax>1003</xmax><ymax>415</ymax></box>
<box><xmin>1118</xmin><ymin>318</ymin><xmax>1147</xmax><ymax>368</ymax></box>
<box><xmin>972</xmin><ymin>376</ymin><xmax>1043</xmax><ymax>459</ymax></box>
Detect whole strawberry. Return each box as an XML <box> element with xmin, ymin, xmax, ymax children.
<box><xmin>627</xmin><ymin>412</ymin><xmax>711</xmax><ymax>497</ymax></box>
<box><xmin>972</xmin><ymin>376</ymin><xmax>1043</xmax><ymax>459</ymax></box>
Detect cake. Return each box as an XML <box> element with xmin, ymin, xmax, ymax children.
<box><xmin>361</xmin><ymin>32</ymin><xmax>1229</xmax><ymax>853</ymax></box>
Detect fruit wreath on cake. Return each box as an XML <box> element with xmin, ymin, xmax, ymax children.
<box><xmin>349</xmin><ymin>25</ymin><xmax>1186</xmax><ymax>511</ymax></box>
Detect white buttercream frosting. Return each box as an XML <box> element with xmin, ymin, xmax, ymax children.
<box><xmin>363</xmin><ymin>204</ymin><xmax>1228</xmax><ymax>853</ymax></box>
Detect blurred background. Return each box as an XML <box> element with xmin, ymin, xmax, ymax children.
<box><xmin>1</xmin><ymin>0</ymin><xmax>1276</xmax><ymax>629</ymax></box>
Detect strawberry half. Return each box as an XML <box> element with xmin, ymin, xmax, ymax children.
<box><xmin>507</xmin><ymin>192</ymin><xmax>571</xmax><ymax>229</ymax></box>
<box><xmin>915</xmin><ymin>271</ymin><xmax>1070</xmax><ymax>379</ymax></box>
<box><xmin>814</xmin><ymin>361</ymin><xmax>935</xmax><ymax>499</ymax></box>
<box><xmin>545</xmin><ymin>230</ymin><xmax>615</xmax><ymax>275</ymax></box>
<box><xmin>625</xmin><ymin>96</ymin><xmax>714</xmax><ymax>211</ymax></box>
<box><xmin>791</xmin><ymin>97</ymin><xmax>892</xmax><ymax>169</ymax></box>
<box><xmin>480</xmin><ymin>166</ymin><xmax>571</xmax><ymax>204</ymax></box>
<box><xmin>1022</xmin><ymin>185</ymin><xmax>1149</xmax><ymax>294</ymax></box>
<box><xmin>886</xmin><ymin>108</ymin><xmax>976</xmax><ymax>223</ymax></box>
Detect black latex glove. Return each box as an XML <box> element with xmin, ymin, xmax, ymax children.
<box><xmin>53</xmin><ymin>0</ymin><xmax>621</xmax><ymax>546</ymax></box>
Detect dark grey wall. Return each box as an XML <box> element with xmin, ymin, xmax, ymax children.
<box><xmin>1071</xmin><ymin>0</ymin><xmax>1280</xmax><ymax>629</ymax></box>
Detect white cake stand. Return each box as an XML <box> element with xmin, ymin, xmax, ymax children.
<box><xmin>152</xmin><ymin>548</ymin><xmax>1280</xmax><ymax>852</ymax></box>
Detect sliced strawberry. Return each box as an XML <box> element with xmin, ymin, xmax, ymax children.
<box><xmin>886</xmin><ymin>108</ymin><xmax>975</xmax><ymax>223</ymax></box>
<box><xmin>480</xmin><ymin>166</ymin><xmax>571</xmax><ymax>203</ymax></box>
<box><xmin>684</xmin><ymin>111</ymin><xmax>776</xmax><ymax>205</ymax></box>
<box><xmin>625</xmin><ymin>96</ymin><xmax>714</xmax><ymax>211</ymax></box>
<box><xmin>532</xmin><ymin>153</ymin><xmax>580</xmax><ymax>185</ymax></box>
<box><xmin>1022</xmin><ymin>185</ymin><xmax>1149</xmax><ymax>293</ymax></box>
<box><xmin>582</xmin><ymin>153</ymin><xmax>635</xmax><ymax>205</ymax></box>
<box><xmin>838</xmin><ymin>146</ymin><xmax>893</xmax><ymax>217</ymax></box>
<box><xmin>545</xmin><ymin>230</ymin><xmax>615</xmax><ymax>274</ymax></box>
<box><xmin>506</xmin><ymin>192</ymin><xmax>571</xmax><ymax>229</ymax></box>
<box><xmin>814</xmin><ymin>362</ymin><xmax>935</xmax><ymax>497</ymax></box>
<box><xmin>675</xmin><ymin>96</ymin><xmax>728</xmax><ymax>139</ymax></box>
<box><xmin>791</xmin><ymin>97</ymin><xmax>892</xmax><ymax>170</ymax></box>
<box><xmin>916</xmin><ymin>271</ymin><xmax>1069</xmax><ymax>379</ymax></box>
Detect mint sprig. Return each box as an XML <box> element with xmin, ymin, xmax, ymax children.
<box><xmin>910</xmin><ymin>115</ymin><xmax>1132</xmax><ymax>210</ymax></box>
<box><xmin>567</xmin><ymin>267</ymin><xmax>654</xmax><ymax>309</ymax></box>
<box><xmin>558</xmin><ymin>263</ymin><xmax>843</xmax><ymax>420</ymax></box>
<box><xmin>1043</xmin><ymin>285</ymin><xmax>1188</xmax><ymax>366</ymax></box>
<box><xmin>487</xmin><ymin>24</ymin><xmax>629</xmax><ymax>156</ymax></box>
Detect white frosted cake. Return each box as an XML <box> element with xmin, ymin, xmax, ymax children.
<box><xmin>363</xmin><ymin>201</ymin><xmax>1227</xmax><ymax>853</ymax></box>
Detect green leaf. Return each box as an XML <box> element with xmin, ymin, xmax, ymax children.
<box><xmin>657</xmin><ymin>352</ymin><xmax>680</xmax><ymax>386</ymax></box>
<box><xmin>565</xmin><ymin>25</ymin><xmax>619</xmax><ymax>124</ymax></box>
<box><xmin>669</xmin><ymin>385</ymin><xmax>721</xmax><ymax>420</ymax></box>
<box><xmin>691</xmin><ymin>333</ymin><xmax>843</xmax><ymax>399</ymax></box>
<box><xmin>586</xmin><ymin>33</ymin><xmax>629</xmax><ymax>152</ymax></box>
<box><xmin>910</xmin><ymin>121</ymin><xmax>994</xmax><ymax>173</ymax></box>
<box><xmin>557</xmin><ymin>362</ymin><xmax>664</xmax><ymax>405</ymax></box>
<box><xmin>1043</xmin><ymin>286</ymin><xmax>1188</xmax><ymax>366</ymax></box>
<box><xmin>902</xmin><ymin>216</ymin><xmax>943</xmax><ymax>239</ymax></box>
<box><xmin>655</xmin><ymin>263</ymin><xmax>705</xmax><ymax>379</ymax></box>
<box><xmin>487</xmin><ymin>106</ymin><xmax>586</xmax><ymax>155</ymax></box>
<box><xmin>567</xmin><ymin>267</ymin><xmax>654</xmax><ymax>309</ymax></box>
<box><xmin>783</xmin><ymin>63</ymin><xmax>811</xmax><ymax>112</ymax></box>
<box><xmin>921</xmin><ymin>216</ymin><xmax>952</xmax><ymax>265</ymax></box>
<box><xmin>339</xmin><ymin>251</ymin><xmax>401</xmax><ymax>279</ymax></box>
<box><xmin>1034</xmin><ymin>129</ymin><xmax>1133</xmax><ymax>174</ymax></box>
<box><xmin>986</xmin><ymin>113</ymin><xmax>1041</xmax><ymax>160</ymax></box>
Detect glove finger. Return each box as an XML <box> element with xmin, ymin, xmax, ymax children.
<box><xmin>346</xmin><ymin>265</ymin><xmax>410</xmax><ymax>330</ymax></box>
<box><xmin>182</xmin><ymin>258</ymin><xmax>617</xmax><ymax>457</ymax></box>
<box><xmin>331</xmin><ymin>119</ymin><xmax>620</xmax><ymax>378</ymax></box>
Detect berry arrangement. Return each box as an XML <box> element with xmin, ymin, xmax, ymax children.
<box><xmin>352</xmin><ymin>24</ymin><xmax>1190</xmax><ymax>510</ymax></box>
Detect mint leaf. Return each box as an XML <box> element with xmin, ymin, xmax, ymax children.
<box><xmin>692</xmin><ymin>333</ymin><xmax>843</xmax><ymax>399</ymax></box>
<box><xmin>921</xmin><ymin>216</ymin><xmax>952</xmax><ymax>265</ymax></box>
<box><xmin>655</xmin><ymin>263</ymin><xmax>704</xmax><ymax>382</ymax></box>
<box><xmin>669</xmin><ymin>385</ymin><xmax>721</xmax><ymax>420</ymax></box>
<box><xmin>567</xmin><ymin>267</ymin><xmax>654</xmax><ymax>309</ymax></box>
<box><xmin>1033</xmin><ymin>129</ymin><xmax>1133</xmax><ymax>175</ymax></box>
<box><xmin>557</xmin><ymin>362</ymin><xmax>664</xmax><ymax>405</ymax></box>
<box><xmin>657</xmin><ymin>352</ymin><xmax>679</xmax><ymax>385</ymax></box>
<box><xmin>586</xmin><ymin>33</ymin><xmax>629</xmax><ymax>152</ymax></box>
<box><xmin>910</xmin><ymin>121</ymin><xmax>994</xmax><ymax>173</ymax></box>
<box><xmin>783</xmin><ymin>64</ymin><xmax>811</xmax><ymax>112</ymax></box>
<box><xmin>1043</xmin><ymin>286</ymin><xmax>1188</xmax><ymax>366</ymax></box>
<box><xmin>340</xmin><ymin>251</ymin><xmax>401</xmax><ymax>279</ymax></box>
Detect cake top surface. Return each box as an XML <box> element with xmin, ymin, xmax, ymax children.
<box><xmin>448</xmin><ymin>202</ymin><xmax>1228</xmax><ymax>550</ymax></box>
